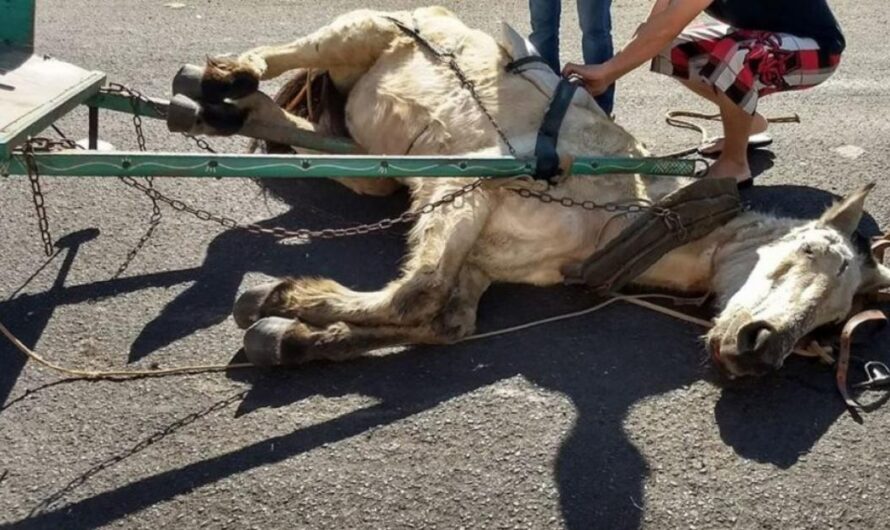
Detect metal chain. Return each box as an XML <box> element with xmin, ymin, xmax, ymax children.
<box><xmin>513</xmin><ymin>187</ymin><xmax>688</xmax><ymax>239</ymax></box>
<box><xmin>110</xmin><ymin>89</ymin><xmax>165</xmax><ymax>277</ymax></box>
<box><xmin>385</xmin><ymin>16</ymin><xmax>518</xmax><ymax>157</ymax></box>
<box><xmin>116</xmin><ymin>175</ymin><xmax>484</xmax><ymax>239</ymax></box>
<box><xmin>102</xmin><ymin>82</ymin><xmax>217</xmax><ymax>154</ymax></box>
<box><xmin>22</xmin><ymin>141</ymin><xmax>55</xmax><ymax>257</ymax></box>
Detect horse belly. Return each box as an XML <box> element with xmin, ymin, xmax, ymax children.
<box><xmin>471</xmin><ymin>196</ymin><xmax>604</xmax><ymax>284</ymax></box>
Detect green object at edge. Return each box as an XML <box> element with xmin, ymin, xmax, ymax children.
<box><xmin>0</xmin><ymin>0</ymin><xmax>35</xmax><ymax>49</ymax></box>
<box><xmin>1</xmin><ymin>152</ymin><xmax>697</xmax><ymax>179</ymax></box>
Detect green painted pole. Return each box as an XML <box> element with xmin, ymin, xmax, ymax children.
<box><xmin>84</xmin><ymin>91</ymin><xmax>168</xmax><ymax>120</ymax></box>
<box><xmin>1</xmin><ymin>152</ymin><xmax>697</xmax><ymax>178</ymax></box>
<box><xmin>83</xmin><ymin>92</ymin><xmax>360</xmax><ymax>154</ymax></box>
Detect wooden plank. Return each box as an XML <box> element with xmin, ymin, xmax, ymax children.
<box><xmin>0</xmin><ymin>0</ymin><xmax>35</xmax><ymax>49</ymax></box>
<box><xmin>0</xmin><ymin>47</ymin><xmax>106</xmax><ymax>158</ymax></box>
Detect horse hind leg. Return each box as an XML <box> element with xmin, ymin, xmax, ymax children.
<box><xmin>232</xmin><ymin>182</ymin><xmax>496</xmax><ymax>330</ymax></box>
<box><xmin>242</xmin><ymin>265</ymin><xmax>490</xmax><ymax>365</ymax></box>
<box><xmin>199</xmin><ymin>9</ymin><xmax>407</xmax><ymax>102</ymax></box>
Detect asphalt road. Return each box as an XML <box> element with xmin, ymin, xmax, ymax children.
<box><xmin>2</xmin><ymin>1</ymin><xmax>890</xmax><ymax>528</ymax></box>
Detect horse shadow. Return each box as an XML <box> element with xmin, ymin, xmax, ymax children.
<box><xmin>2</xmin><ymin>181</ymin><xmax>883</xmax><ymax>529</ymax></box>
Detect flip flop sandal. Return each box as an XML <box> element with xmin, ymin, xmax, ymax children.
<box><xmin>737</xmin><ymin>176</ymin><xmax>755</xmax><ymax>190</ymax></box>
<box><xmin>694</xmin><ymin>164</ymin><xmax>756</xmax><ymax>190</ymax></box>
<box><xmin>698</xmin><ymin>133</ymin><xmax>773</xmax><ymax>156</ymax></box>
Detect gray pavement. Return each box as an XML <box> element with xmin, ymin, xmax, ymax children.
<box><xmin>2</xmin><ymin>1</ymin><xmax>890</xmax><ymax>528</ymax></box>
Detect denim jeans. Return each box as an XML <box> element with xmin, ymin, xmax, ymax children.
<box><xmin>528</xmin><ymin>0</ymin><xmax>615</xmax><ymax>114</ymax></box>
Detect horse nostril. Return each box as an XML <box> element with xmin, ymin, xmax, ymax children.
<box><xmin>737</xmin><ymin>321</ymin><xmax>776</xmax><ymax>356</ymax></box>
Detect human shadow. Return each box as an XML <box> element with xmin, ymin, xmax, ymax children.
<box><xmin>8</xmin><ymin>285</ymin><xmax>711</xmax><ymax>530</ymax></box>
<box><xmin>0</xmin><ymin>229</ymin><xmax>100</xmax><ymax>406</ymax></box>
<box><xmin>7</xmin><ymin>182</ymin><xmax>882</xmax><ymax>529</ymax></box>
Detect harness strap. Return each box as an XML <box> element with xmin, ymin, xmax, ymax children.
<box><xmin>505</xmin><ymin>55</ymin><xmax>552</xmax><ymax>74</ymax></box>
<box><xmin>534</xmin><ymin>78</ymin><xmax>579</xmax><ymax>181</ymax></box>
<box><xmin>836</xmin><ymin>310</ymin><xmax>888</xmax><ymax>415</ymax></box>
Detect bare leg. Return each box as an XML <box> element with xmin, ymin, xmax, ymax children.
<box><xmin>678</xmin><ymin>79</ymin><xmax>755</xmax><ymax>183</ymax></box>
<box><xmin>678</xmin><ymin>79</ymin><xmax>768</xmax><ymax>156</ymax></box>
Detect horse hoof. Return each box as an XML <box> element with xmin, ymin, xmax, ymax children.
<box><xmin>243</xmin><ymin>317</ymin><xmax>291</xmax><ymax>366</ymax></box>
<box><xmin>167</xmin><ymin>94</ymin><xmax>203</xmax><ymax>133</ymax></box>
<box><xmin>172</xmin><ymin>64</ymin><xmax>205</xmax><ymax>100</ymax></box>
<box><xmin>202</xmin><ymin>56</ymin><xmax>261</xmax><ymax>103</ymax></box>
<box><xmin>232</xmin><ymin>281</ymin><xmax>279</xmax><ymax>329</ymax></box>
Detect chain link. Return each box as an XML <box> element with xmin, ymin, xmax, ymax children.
<box><xmin>23</xmin><ymin>141</ymin><xmax>55</xmax><ymax>257</ymax></box>
<box><xmin>385</xmin><ymin>16</ymin><xmax>518</xmax><ymax>158</ymax></box>
<box><xmin>102</xmin><ymin>82</ymin><xmax>217</xmax><ymax>154</ymax></box>
<box><xmin>513</xmin><ymin>187</ymin><xmax>688</xmax><ymax>239</ymax></box>
<box><xmin>117</xmin><ymin>175</ymin><xmax>484</xmax><ymax>240</ymax></box>
<box><xmin>114</xmin><ymin>87</ymin><xmax>166</xmax><ymax>276</ymax></box>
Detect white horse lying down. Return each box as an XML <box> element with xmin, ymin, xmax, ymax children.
<box><xmin>190</xmin><ymin>6</ymin><xmax>889</xmax><ymax>377</ymax></box>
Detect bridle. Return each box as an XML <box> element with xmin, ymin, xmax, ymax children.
<box><xmin>705</xmin><ymin>228</ymin><xmax>890</xmax><ymax>416</ymax></box>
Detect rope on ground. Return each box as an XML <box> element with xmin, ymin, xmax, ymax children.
<box><xmin>661</xmin><ymin>110</ymin><xmax>801</xmax><ymax>158</ymax></box>
<box><xmin>0</xmin><ymin>319</ymin><xmax>252</xmax><ymax>379</ymax></box>
<box><xmin>1</xmin><ymin>292</ymin><xmax>816</xmax><ymax>381</ymax></box>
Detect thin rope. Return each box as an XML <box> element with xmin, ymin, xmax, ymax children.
<box><xmin>0</xmin><ymin>319</ymin><xmax>252</xmax><ymax>379</ymax></box>
<box><xmin>0</xmin><ymin>291</ymin><xmax>817</xmax><ymax>381</ymax></box>
<box><xmin>661</xmin><ymin>110</ymin><xmax>800</xmax><ymax>158</ymax></box>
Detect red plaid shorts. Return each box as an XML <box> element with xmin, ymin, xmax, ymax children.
<box><xmin>651</xmin><ymin>22</ymin><xmax>842</xmax><ymax>114</ymax></box>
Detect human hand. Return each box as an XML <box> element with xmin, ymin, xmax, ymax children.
<box><xmin>561</xmin><ymin>63</ymin><xmax>615</xmax><ymax>96</ymax></box>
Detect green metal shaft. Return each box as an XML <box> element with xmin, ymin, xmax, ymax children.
<box><xmin>85</xmin><ymin>92</ymin><xmax>168</xmax><ymax>120</ymax></box>
<box><xmin>1</xmin><ymin>152</ymin><xmax>696</xmax><ymax>178</ymax></box>
<box><xmin>85</xmin><ymin>92</ymin><xmax>360</xmax><ymax>154</ymax></box>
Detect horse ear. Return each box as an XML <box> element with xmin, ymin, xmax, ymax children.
<box><xmin>860</xmin><ymin>263</ymin><xmax>890</xmax><ymax>293</ymax></box>
<box><xmin>819</xmin><ymin>183</ymin><xmax>876</xmax><ymax>236</ymax></box>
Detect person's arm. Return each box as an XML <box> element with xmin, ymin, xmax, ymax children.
<box><xmin>630</xmin><ymin>0</ymin><xmax>673</xmax><ymax>41</ymax></box>
<box><xmin>647</xmin><ymin>0</ymin><xmax>674</xmax><ymax>20</ymax></box>
<box><xmin>563</xmin><ymin>0</ymin><xmax>712</xmax><ymax>95</ymax></box>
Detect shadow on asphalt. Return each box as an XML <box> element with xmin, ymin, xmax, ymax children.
<box><xmin>1</xmin><ymin>181</ymin><xmax>884</xmax><ymax>529</ymax></box>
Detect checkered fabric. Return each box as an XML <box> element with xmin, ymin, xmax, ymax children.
<box><xmin>652</xmin><ymin>22</ymin><xmax>842</xmax><ymax>114</ymax></box>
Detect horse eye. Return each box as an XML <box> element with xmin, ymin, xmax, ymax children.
<box><xmin>837</xmin><ymin>260</ymin><xmax>849</xmax><ymax>276</ymax></box>
<box><xmin>802</xmin><ymin>245</ymin><xmax>815</xmax><ymax>257</ymax></box>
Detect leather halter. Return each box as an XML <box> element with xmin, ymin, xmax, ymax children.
<box><xmin>504</xmin><ymin>55</ymin><xmax>553</xmax><ymax>74</ymax></box>
<box><xmin>532</xmin><ymin>77</ymin><xmax>580</xmax><ymax>181</ymax></box>
<box><xmin>504</xmin><ymin>54</ymin><xmax>581</xmax><ymax>181</ymax></box>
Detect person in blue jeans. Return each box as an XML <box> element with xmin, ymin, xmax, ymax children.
<box><xmin>528</xmin><ymin>0</ymin><xmax>615</xmax><ymax>114</ymax></box>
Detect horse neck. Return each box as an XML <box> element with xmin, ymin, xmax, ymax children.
<box><xmin>636</xmin><ymin>211</ymin><xmax>801</xmax><ymax>300</ymax></box>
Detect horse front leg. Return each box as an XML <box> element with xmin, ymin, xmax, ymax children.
<box><xmin>242</xmin><ymin>265</ymin><xmax>491</xmax><ymax>365</ymax></box>
<box><xmin>232</xmin><ymin>179</ymin><xmax>497</xmax><ymax>330</ymax></box>
<box><xmin>197</xmin><ymin>9</ymin><xmax>408</xmax><ymax>102</ymax></box>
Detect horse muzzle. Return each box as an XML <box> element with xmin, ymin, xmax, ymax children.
<box><xmin>708</xmin><ymin>319</ymin><xmax>792</xmax><ymax>377</ymax></box>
